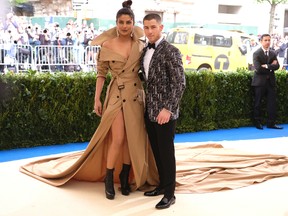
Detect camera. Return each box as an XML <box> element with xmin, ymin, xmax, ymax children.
<box><xmin>43</xmin><ymin>29</ymin><xmax>47</xmax><ymax>33</ymax></box>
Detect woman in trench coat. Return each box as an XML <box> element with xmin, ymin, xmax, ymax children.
<box><xmin>20</xmin><ymin>1</ymin><xmax>159</xmax><ymax>200</ymax></box>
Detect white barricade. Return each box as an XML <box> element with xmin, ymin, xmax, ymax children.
<box><xmin>0</xmin><ymin>44</ymin><xmax>33</xmax><ymax>73</ymax></box>
<box><xmin>0</xmin><ymin>44</ymin><xmax>100</xmax><ymax>73</ymax></box>
<box><xmin>34</xmin><ymin>45</ymin><xmax>100</xmax><ymax>73</ymax></box>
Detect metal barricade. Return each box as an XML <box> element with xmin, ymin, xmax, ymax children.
<box><xmin>35</xmin><ymin>45</ymin><xmax>59</xmax><ymax>72</ymax></box>
<box><xmin>0</xmin><ymin>44</ymin><xmax>100</xmax><ymax>73</ymax></box>
<box><xmin>84</xmin><ymin>45</ymin><xmax>100</xmax><ymax>72</ymax></box>
<box><xmin>34</xmin><ymin>45</ymin><xmax>100</xmax><ymax>73</ymax></box>
<box><xmin>0</xmin><ymin>43</ymin><xmax>33</xmax><ymax>73</ymax></box>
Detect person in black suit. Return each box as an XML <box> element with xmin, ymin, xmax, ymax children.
<box><xmin>140</xmin><ymin>14</ymin><xmax>186</xmax><ymax>209</ymax></box>
<box><xmin>252</xmin><ymin>34</ymin><xmax>283</xmax><ymax>130</ymax></box>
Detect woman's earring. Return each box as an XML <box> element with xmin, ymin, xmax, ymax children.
<box><xmin>116</xmin><ymin>29</ymin><xmax>120</xmax><ymax>37</ymax></box>
<box><xmin>130</xmin><ymin>28</ymin><xmax>134</xmax><ymax>38</ymax></box>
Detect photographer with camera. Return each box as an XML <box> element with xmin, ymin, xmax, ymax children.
<box><xmin>3</xmin><ymin>13</ymin><xmax>19</xmax><ymax>34</ymax></box>
<box><xmin>39</xmin><ymin>28</ymin><xmax>50</xmax><ymax>45</ymax></box>
<box><xmin>73</xmin><ymin>29</ymin><xmax>85</xmax><ymax>67</ymax></box>
<box><xmin>35</xmin><ymin>28</ymin><xmax>51</xmax><ymax>70</ymax></box>
<box><xmin>2</xmin><ymin>28</ymin><xmax>18</xmax><ymax>67</ymax></box>
<box><xmin>50</xmin><ymin>22</ymin><xmax>61</xmax><ymax>44</ymax></box>
<box><xmin>26</xmin><ymin>25</ymin><xmax>40</xmax><ymax>46</ymax></box>
<box><xmin>62</xmin><ymin>32</ymin><xmax>74</xmax><ymax>46</ymax></box>
<box><xmin>60</xmin><ymin>32</ymin><xmax>75</xmax><ymax>71</ymax></box>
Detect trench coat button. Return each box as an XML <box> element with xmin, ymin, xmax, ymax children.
<box><xmin>134</xmin><ymin>83</ymin><xmax>137</xmax><ymax>86</ymax></box>
<box><xmin>123</xmin><ymin>99</ymin><xmax>126</xmax><ymax>102</ymax></box>
<box><xmin>133</xmin><ymin>99</ymin><xmax>136</xmax><ymax>101</ymax></box>
<box><xmin>122</xmin><ymin>70</ymin><xmax>125</xmax><ymax>73</ymax></box>
<box><xmin>117</xmin><ymin>96</ymin><xmax>119</xmax><ymax>98</ymax></box>
<box><xmin>112</xmin><ymin>61</ymin><xmax>115</xmax><ymax>63</ymax></box>
<box><xmin>132</xmin><ymin>68</ymin><xmax>134</xmax><ymax>71</ymax></box>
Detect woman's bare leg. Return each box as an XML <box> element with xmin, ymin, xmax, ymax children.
<box><xmin>107</xmin><ymin>110</ymin><xmax>127</xmax><ymax>169</ymax></box>
<box><xmin>105</xmin><ymin>110</ymin><xmax>126</xmax><ymax>199</ymax></box>
<box><xmin>122</xmin><ymin>135</ymin><xmax>131</xmax><ymax>165</ymax></box>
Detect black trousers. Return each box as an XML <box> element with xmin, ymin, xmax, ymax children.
<box><xmin>253</xmin><ymin>82</ymin><xmax>276</xmax><ymax>125</ymax></box>
<box><xmin>145</xmin><ymin>113</ymin><xmax>176</xmax><ymax>199</ymax></box>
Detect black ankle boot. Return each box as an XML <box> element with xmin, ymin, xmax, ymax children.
<box><xmin>119</xmin><ymin>164</ymin><xmax>131</xmax><ymax>196</ymax></box>
<box><xmin>105</xmin><ymin>168</ymin><xmax>115</xmax><ymax>200</ymax></box>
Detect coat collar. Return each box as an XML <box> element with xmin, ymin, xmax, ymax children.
<box><xmin>91</xmin><ymin>26</ymin><xmax>145</xmax><ymax>71</ymax></box>
<box><xmin>90</xmin><ymin>26</ymin><xmax>144</xmax><ymax>46</ymax></box>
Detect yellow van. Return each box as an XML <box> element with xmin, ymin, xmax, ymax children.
<box><xmin>166</xmin><ymin>27</ymin><xmax>251</xmax><ymax>72</ymax></box>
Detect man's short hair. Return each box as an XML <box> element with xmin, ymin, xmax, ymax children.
<box><xmin>143</xmin><ymin>13</ymin><xmax>162</xmax><ymax>24</ymax></box>
<box><xmin>260</xmin><ymin>34</ymin><xmax>271</xmax><ymax>41</ymax></box>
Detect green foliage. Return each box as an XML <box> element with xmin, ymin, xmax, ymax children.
<box><xmin>275</xmin><ymin>70</ymin><xmax>288</xmax><ymax>123</ymax></box>
<box><xmin>0</xmin><ymin>71</ymin><xmax>105</xmax><ymax>150</ymax></box>
<box><xmin>11</xmin><ymin>0</ymin><xmax>27</xmax><ymax>5</ymax></box>
<box><xmin>256</xmin><ymin>0</ymin><xmax>288</xmax><ymax>4</ymax></box>
<box><xmin>213</xmin><ymin>71</ymin><xmax>253</xmax><ymax>128</ymax></box>
<box><xmin>1</xmin><ymin>70</ymin><xmax>288</xmax><ymax>150</ymax></box>
<box><xmin>177</xmin><ymin>71</ymin><xmax>217</xmax><ymax>132</ymax></box>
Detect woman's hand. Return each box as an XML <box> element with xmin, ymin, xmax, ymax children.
<box><xmin>94</xmin><ymin>99</ymin><xmax>102</xmax><ymax>117</ymax></box>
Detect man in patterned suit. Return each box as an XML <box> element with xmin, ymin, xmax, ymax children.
<box><xmin>140</xmin><ymin>13</ymin><xmax>186</xmax><ymax>209</ymax></box>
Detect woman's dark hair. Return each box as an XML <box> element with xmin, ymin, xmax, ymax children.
<box><xmin>116</xmin><ymin>0</ymin><xmax>135</xmax><ymax>23</ymax></box>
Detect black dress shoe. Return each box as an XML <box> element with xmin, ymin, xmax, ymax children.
<box><xmin>144</xmin><ymin>188</ymin><xmax>164</xmax><ymax>196</ymax></box>
<box><xmin>155</xmin><ymin>196</ymin><xmax>176</xmax><ymax>209</ymax></box>
<box><xmin>267</xmin><ymin>124</ymin><xmax>283</xmax><ymax>129</ymax></box>
<box><xmin>255</xmin><ymin>122</ymin><xmax>263</xmax><ymax>130</ymax></box>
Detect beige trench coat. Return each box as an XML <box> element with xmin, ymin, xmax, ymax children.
<box><xmin>20</xmin><ymin>27</ymin><xmax>159</xmax><ymax>191</ymax></box>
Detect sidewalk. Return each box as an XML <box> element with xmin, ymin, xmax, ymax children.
<box><xmin>0</xmin><ymin>127</ymin><xmax>288</xmax><ymax>216</ymax></box>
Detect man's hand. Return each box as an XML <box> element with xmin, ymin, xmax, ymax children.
<box><xmin>261</xmin><ymin>64</ymin><xmax>268</xmax><ymax>68</ymax></box>
<box><xmin>156</xmin><ymin>108</ymin><xmax>171</xmax><ymax>125</ymax></box>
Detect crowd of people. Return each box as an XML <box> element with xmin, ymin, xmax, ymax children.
<box><xmin>0</xmin><ymin>12</ymin><xmax>99</xmax><ymax>48</ymax></box>
<box><xmin>270</xmin><ymin>33</ymin><xmax>288</xmax><ymax>69</ymax></box>
<box><xmin>0</xmin><ymin>12</ymin><xmax>101</xmax><ymax>72</ymax></box>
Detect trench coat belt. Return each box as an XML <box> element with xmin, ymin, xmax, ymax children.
<box><xmin>113</xmin><ymin>72</ymin><xmax>139</xmax><ymax>90</ymax></box>
<box><xmin>113</xmin><ymin>75</ymin><xmax>125</xmax><ymax>90</ymax></box>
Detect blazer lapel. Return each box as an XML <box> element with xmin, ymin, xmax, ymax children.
<box><xmin>148</xmin><ymin>53</ymin><xmax>156</xmax><ymax>80</ymax></box>
<box><xmin>148</xmin><ymin>42</ymin><xmax>164</xmax><ymax>79</ymax></box>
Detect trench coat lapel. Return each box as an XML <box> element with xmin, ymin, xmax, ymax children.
<box><xmin>123</xmin><ymin>40</ymin><xmax>144</xmax><ymax>71</ymax></box>
<box><xmin>91</xmin><ymin>26</ymin><xmax>144</xmax><ymax>71</ymax></box>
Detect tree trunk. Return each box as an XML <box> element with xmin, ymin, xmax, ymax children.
<box><xmin>269</xmin><ymin>3</ymin><xmax>276</xmax><ymax>34</ymax></box>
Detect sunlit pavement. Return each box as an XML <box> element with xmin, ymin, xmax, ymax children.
<box><xmin>1</xmin><ymin>135</ymin><xmax>288</xmax><ymax>216</ymax></box>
